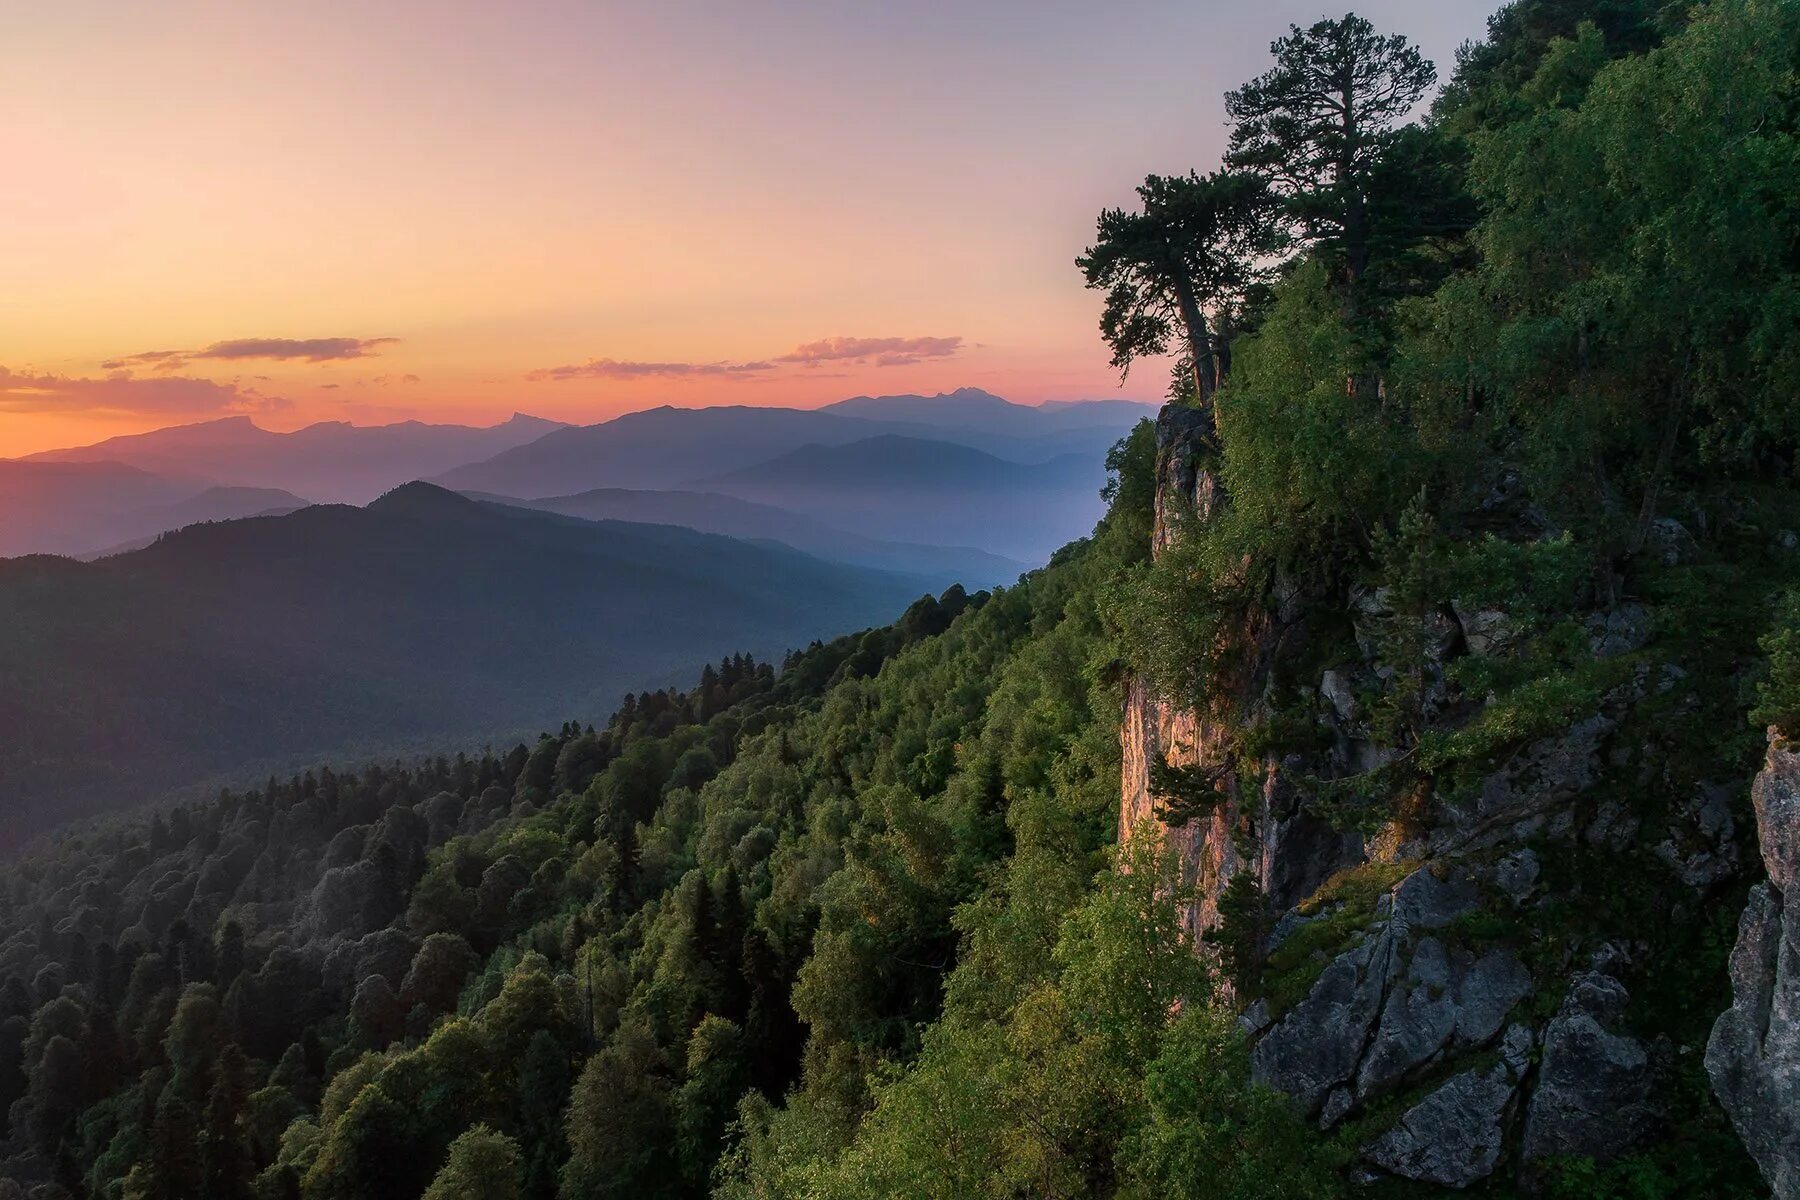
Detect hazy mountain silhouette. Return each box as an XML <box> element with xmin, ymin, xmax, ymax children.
<box><xmin>698</xmin><ymin>435</ymin><xmax>1108</xmax><ymax>562</ymax></box>
<box><xmin>821</xmin><ymin>387</ymin><xmax>1154</xmax><ymax>436</ymax></box>
<box><xmin>0</xmin><ymin>460</ymin><xmax>311</xmax><ymax>557</ymax></box>
<box><xmin>431</xmin><ymin>392</ymin><xmax>1149</xmax><ymax>560</ymax></box>
<box><xmin>432</xmin><ymin>405</ymin><xmax>918</xmax><ymax>496</ymax></box>
<box><xmin>0</xmin><ymin>482</ymin><xmax>931</xmax><ymax>842</ymax></box>
<box><xmin>77</xmin><ymin>486</ymin><xmax>312</xmax><ymax>558</ymax></box>
<box><xmin>14</xmin><ymin>391</ymin><xmax>1149</xmax><ymax>568</ymax></box>
<box><xmin>23</xmin><ymin>412</ymin><xmax>564</xmax><ymax>503</ymax></box>
<box><xmin>462</xmin><ymin>486</ymin><xmax>1029</xmax><ymax>587</ymax></box>
<box><xmin>0</xmin><ymin>462</ymin><xmax>194</xmax><ymax>553</ymax></box>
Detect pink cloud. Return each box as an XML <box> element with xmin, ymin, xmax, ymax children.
<box><xmin>527</xmin><ymin>334</ymin><xmax>964</xmax><ymax>382</ymax></box>
<box><xmin>526</xmin><ymin>358</ymin><xmax>775</xmax><ymax>382</ymax></box>
<box><xmin>777</xmin><ymin>335</ymin><xmax>963</xmax><ymax>367</ymax></box>
<box><xmin>0</xmin><ymin>366</ymin><xmax>286</xmax><ymax>417</ymax></box>
<box><xmin>102</xmin><ymin>336</ymin><xmax>397</xmax><ymax>371</ymax></box>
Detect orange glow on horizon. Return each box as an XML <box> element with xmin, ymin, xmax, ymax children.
<box><xmin>0</xmin><ymin>0</ymin><xmax>1489</xmax><ymax>459</ymax></box>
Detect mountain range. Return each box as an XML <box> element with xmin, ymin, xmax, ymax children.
<box><xmin>697</xmin><ymin>435</ymin><xmax>1104</xmax><ymax>562</ymax></box>
<box><xmin>22</xmin><ymin>411</ymin><xmax>566</xmax><ymax>504</ymax></box>
<box><xmin>428</xmin><ymin>390</ymin><xmax>1142</xmax><ymax>498</ymax></box>
<box><xmin>2</xmin><ymin>389</ymin><xmax>1153</xmax><ymax>566</ymax></box>
<box><xmin>0</xmin><ymin>483</ymin><xmax>931</xmax><ymax>847</ymax></box>
<box><xmin>462</xmin><ymin>486</ymin><xmax>1029</xmax><ymax>587</ymax></box>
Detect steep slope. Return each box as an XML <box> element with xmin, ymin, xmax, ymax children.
<box><xmin>462</xmin><ymin>486</ymin><xmax>1028</xmax><ymax>588</ymax></box>
<box><xmin>698</xmin><ymin>434</ymin><xmax>1107</xmax><ymax>561</ymax></box>
<box><xmin>0</xmin><ymin>484</ymin><xmax>930</xmax><ymax>845</ymax></box>
<box><xmin>23</xmin><ymin>412</ymin><xmax>564</xmax><ymax>503</ymax></box>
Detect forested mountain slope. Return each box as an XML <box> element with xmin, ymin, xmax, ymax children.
<box><xmin>0</xmin><ymin>485</ymin><xmax>926</xmax><ymax>847</ymax></box>
<box><xmin>0</xmin><ymin>438</ymin><xmax>1153</xmax><ymax>1196</ymax></box>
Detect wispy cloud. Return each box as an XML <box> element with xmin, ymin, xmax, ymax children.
<box><xmin>527</xmin><ymin>334</ymin><xmax>963</xmax><ymax>382</ymax></box>
<box><xmin>777</xmin><ymin>335</ymin><xmax>963</xmax><ymax>368</ymax></box>
<box><xmin>0</xmin><ymin>366</ymin><xmax>287</xmax><ymax>417</ymax></box>
<box><xmin>526</xmin><ymin>358</ymin><xmax>776</xmax><ymax>382</ymax></box>
<box><xmin>102</xmin><ymin>336</ymin><xmax>397</xmax><ymax>371</ymax></box>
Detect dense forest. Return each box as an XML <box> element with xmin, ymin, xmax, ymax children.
<box><xmin>4</xmin><ymin>0</ymin><xmax>1800</xmax><ymax>1195</ymax></box>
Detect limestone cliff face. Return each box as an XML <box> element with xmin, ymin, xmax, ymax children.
<box><xmin>1121</xmin><ymin>402</ymin><xmax>1758</xmax><ymax>1190</ymax></box>
<box><xmin>1709</xmin><ymin>732</ymin><xmax>1800</xmax><ymax>1200</ymax></box>
<box><xmin>1120</xmin><ymin>405</ymin><xmax>1361</xmax><ymax>940</ymax></box>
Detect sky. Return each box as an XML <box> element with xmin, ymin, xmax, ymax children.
<box><xmin>0</xmin><ymin>0</ymin><xmax>1496</xmax><ymax>457</ymax></box>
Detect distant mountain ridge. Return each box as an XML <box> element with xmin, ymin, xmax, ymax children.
<box><xmin>23</xmin><ymin>411</ymin><xmax>565</xmax><ymax>503</ymax></box>
<box><xmin>431</xmin><ymin>405</ymin><xmax>932</xmax><ymax>497</ymax></box>
<box><xmin>78</xmin><ymin>486</ymin><xmax>310</xmax><ymax>558</ymax></box>
<box><xmin>429</xmin><ymin>391</ymin><xmax>1152</xmax><ymax>501</ymax></box>
<box><xmin>821</xmin><ymin>387</ymin><xmax>1155</xmax><ymax>436</ymax></box>
<box><xmin>698</xmin><ymin>434</ymin><xmax>1108</xmax><ymax>562</ymax></box>
<box><xmin>0</xmin><ymin>482</ymin><xmax>931</xmax><ymax>845</ymax></box>
<box><xmin>462</xmin><ymin>485</ymin><xmax>1029</xmax><ymax>588</ymax></box>
<box><xmin>0</xmin><ymin>461</ymin><xmax>306</xmax><ymax>558</ymax></box>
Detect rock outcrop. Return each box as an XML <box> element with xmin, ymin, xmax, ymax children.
<box><xmin>1121</xmin><ymin>404</ymin><xmax>1760</xmax><ymax>1191</ymax></box>
<box><xmin>1250</xmin><ymin>866</ymin><xmax>1532</xmax><ymax>1129</ymax></box>
<box><xmin>1119</xmin><ymin>404</ymin><xmax>1362</xmax><ymax>939</ymax></box>
<box><xmin>1364</xmin><ymin>1024</ymin><xmax>1534</xmax><ymax>1188</ymax></box>
<box><xmin>1708</xmin><ymin>731</ymin><xmax>1800</xmax><ymax>1200</ymax></box>
<box><xmin>1522</xmin><ymin>948</ymin><xmax>1658</xmax><ymax>1165</ymax></box>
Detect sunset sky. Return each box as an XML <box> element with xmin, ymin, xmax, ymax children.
<box><xmin>2</xmin><ymin>0</ymin><xmax>1492</xmax><ymax>457</ymax></box>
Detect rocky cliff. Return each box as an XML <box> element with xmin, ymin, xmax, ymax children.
<box><xmin>1710</xmin><ymin>732</ymin><xmax>1800</xmax><ymax>1199</ymax></box>
<box><xmin>1123</xmin><ymin>404</ymin><xmax>1766</xmax><ymax>1191</ymax></box>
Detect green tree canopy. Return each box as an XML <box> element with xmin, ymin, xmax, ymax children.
<box><xmin>1226</xmin><ymin>13</ymin><xmax>1436</xmax><ymax>288</ymax></box>
<box><xmin>1078</xmin><ymin>170</ymin><xmax>1283</xmax><ymax>417</ymax></box>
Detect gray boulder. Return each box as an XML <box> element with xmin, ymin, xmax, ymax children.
<box><xmin>1587</xmin><ymin>603</ymin><xmax>1651</xmax><ymax>659</ymax></box>
<box><xmin>1252</xmin><ymin>929</ymin><xmax>1395</xmax><ymax>1116</ymax></box>
<box><xmin>1524</xmin><ymin>952</ymin><xmax>1657</xmax><ymax>1165</ymax></box>
<box><xmin>1655</xmin><ymin>782</ymin><xmax>1741</xmax><ymax>890</ymax></box>
<box><xmin>1357</xmin><ymin>939</ymin><xmax>1530</xmax><ymax>1099</ymax></box>
<box><xmin>1253</xmin><ymin>867</ymin><xmax>1526</xmax><ymax>1118</ymax></box>
<box><xmin>1365</xmin><ymin>1023</ymin><xmax>1535</xmax><ymax>1188</ymax></box>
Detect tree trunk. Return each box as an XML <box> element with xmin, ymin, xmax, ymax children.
<box><xmin>1172</xmin><ymin>282</ymin><xmax>1216</xmax><ymax>432</ymax></box>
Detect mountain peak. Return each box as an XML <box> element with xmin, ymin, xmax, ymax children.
<box><xmin>365</xmin><ymin>480</ymin><xmax>479</xmax><ymax>517</ymax></box>
<box><xmin>828</xmin><ymin>387</ymin><xmax>1014</xmax><ymax>411</ymax></box>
